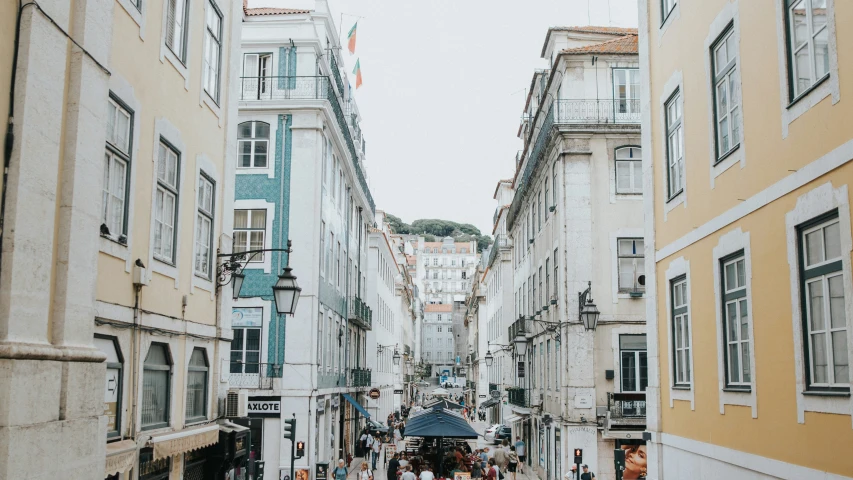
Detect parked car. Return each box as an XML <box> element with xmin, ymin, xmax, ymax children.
<box><xmin>494</xmin><ymin>425</ymin><xmax>512</xmax><ymax>443</ymax></box>
<box><xmin>483</xmin><ymin>424</ymin><xmax>502</xmax><ymax>443</ymax></box>
<box><xmin>366</xmin><ymin>419</ymin><xmax>389</xmax><ymax>437</ymax></box>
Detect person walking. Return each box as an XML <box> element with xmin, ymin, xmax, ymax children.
<box><xmin>359</xmin><ymin>462</ymin><xmax>374</xmax><ymax>480</ymax></box>
<box><xmin>493</xmin><ymin>440</ymin><xmax>509</xmax><ymax>475</ymax></box>
<box><xmin>507</xmin><ymin>447</ymin><xmax>519</xmax><ymax>480</ymax></box>
<box><xmin>513</xmin><ymin>437</ymin><xmax>525</xmax><ymax>474</ymax></box>
<box><xmin>371</xmin><ymin>434</ymin><xmax>382</xmax><ymax>471</ymax></box>
<box><xmin>486</xmin><ymin>459</ymin><xmax>498</xmax><ymax>480</ymax></box>
<box><xmin>333</xmin><ymin>460</ymin><xmax>348</xmax><ymax>480</ymax></box>
<box><xmin>418</xmin><ymin>465</ymin><xmax>435</xmax><ymax>480</ymax></box>
<box><xmin>387</xmin><ymin>453</ymin><xmax>401</xmax><ymax>480</ymax></box>
<box><xmin>359</xmin><ymin>429</ymin><xmax>370</xmax><ymax>458</ymax></box>
<box><xmin>580</xmin><ymin>465</ymin><xmax>595</xmax><ymax>480</ymax></box>
<box><xmin>393</xmin><ymin>423</ymin><xmax>404</xmax><ymax>451</ymax></box>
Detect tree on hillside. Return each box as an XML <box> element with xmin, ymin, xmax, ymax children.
<box><xmin>385</xmin><ymin>214</ymin><xmax>492</xmax><ymax>252</ymax></box>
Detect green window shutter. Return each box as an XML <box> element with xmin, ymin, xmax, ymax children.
<box><xmin>278</xmin><ymin>47</ymin><xmax>288</xmax><ymax>89</ymax></box>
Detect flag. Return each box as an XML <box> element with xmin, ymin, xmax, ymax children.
<box><xmin>352</xmin><ymin>59</ymin><xmax>363</xmax><ymax>89</ymax></box>
<box><xmin>347</xmin><ymin>22</ymin><xmax>357</xmax><ymax>54</ymax></box>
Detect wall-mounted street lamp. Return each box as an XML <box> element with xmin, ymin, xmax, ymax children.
<box><xmin>378</xmin><ymin>343</ymin><xmax>401</xmax><ymax>365</ymax></box>
<box><xmin>578</xmin><ymin>281</ymin><xmax>600</xmax><ymax>330</ymax></box>
<box><xmin>217</xmin><ymin>240</ymin><xmax>301</xmax><ymax>314</ymax></box>
<box><xmin>484</xmin><ymin>331</ymin><xmax>528</xmax><ymax>367</ymax></box>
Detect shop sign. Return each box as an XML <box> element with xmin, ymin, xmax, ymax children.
<box><xmin>233</xmin><ymin>307</ymin><xmax>263</xmax><ymax>327</ymax></box>
<box><xmin>316</xmin><ymin>463</ymin><xmax>329</xmax><ymax>480</ymax></box>
<box><xmin>479</xmin><ymin>395</ymin><xmax>486</xmax><ymax>398</ymax></box>
<box><xmin>248</xmin><ymin>399</ymin><xmax>281</xmax><ymax>416</ymax></box>
<box><xmin>104</xmin><ymin>367</ymin><xmax>120</xmax><ymax>431</ymax></box>
<box><xmin>393</xmin><ymin>389</ymin><xmax>404</xmax><ymax>394</ymax></box>
<box><xmin>369</xmin><ymin>388</ymin><xmax>381</xmax><ymax>399</ymax></box>
<box><xmin>317</xmin><ymin>396</ymin><xmax>325</xmax><ymax>413</ymax></box>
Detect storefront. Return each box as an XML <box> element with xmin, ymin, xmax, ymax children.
<box><xmin>105</xmin><ymin>439</ymin><xmax>137</xmax><ymax>480</ymax></box>
<box><xmin>210</xmin><ymin>422</ymin><xmax>251</xmax><ymax>480</ymax></box>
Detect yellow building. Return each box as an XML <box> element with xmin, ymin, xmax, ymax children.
<box><xmin>1</xmin><ymin>1</ymin><xmax>243</xmax><ymax>479</ymax></box>
<box><xmin>640</xmin><ymin>0</ymin><xmax>853</xmax><ymax>478</ymax></box>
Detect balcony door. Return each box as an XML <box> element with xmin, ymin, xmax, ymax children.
<box><xmin>230</xmin><ymin>327</ymin><xmax>261</xmax><ymax>376</ymax></box>
<box><xmin>619</xmin><ymin>334</ymin><xmax>647</xmax><ymax>416</ymax></box>
<box><xmin>243</xmin><ymin>53</ymin><xmax>272</xmax><ymax>100</ymax></box>
<box><xmin>613</xmin><ymin>69</ymin><xmax>640</xmax><ymax>122</ymax></box>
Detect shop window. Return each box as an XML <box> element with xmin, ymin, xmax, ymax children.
<box><xmin>95</xmin><ymin>335</ymin><xmax>123</xmax><ymax>438</ymax></box>
<box><xmin>186</xmin><ymin>348</ymin><xmax>209</xmax><ymax>422</ymax></box>
<box><xmin>141</xmin><ymin>343</ymin><xmax>172</xmax><ymax>430</ymax></box>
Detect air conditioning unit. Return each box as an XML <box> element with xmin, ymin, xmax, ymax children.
<box><xmin>596</xmin><ymin>406</ymin><xmax>608</xmax><ymax>418</ymax></box>
<box><xmin>630</xmin><ymin>263</ymin><xmax>646</xmax><ymax>298</ymax></box>
<box><xmin>225</xmin><ymin>389</ymin><xmax>249</xmax><ymax>417</ymax></box>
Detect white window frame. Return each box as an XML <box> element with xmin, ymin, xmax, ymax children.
<box><xmin>712</xmin><ymin>228</ymin><xmax>757</xmax><ymax>417</ymax></box>
<box><xmin>615</xmin><ymin>146</ymin><xmax>642</xmax><ymax>195</ymax></box>
<box><xmin>165</xmin><ymin>0</ymin><xmax>190</xmax><ymax>62</ymax></box>
<box><xmin>617</xmin><ymin>237</ymin><xmax>645</xmax><ymax>293</ymax></box>
<box><xmin>234</xmin><ymin>210</ymin><xmax>267</xmax><ymax>262</ymax></box>
<box><xmin>665</xmin><ymin>91</ymin><xmax>684</xmax><ymax>199</ymax></box>
<box><xmin>202</xmin><ymin>0</ymin><xmax>223</xmax><ymax>103</ymax></box>
<box><xmin>800</xmin><ymin>215</ymin><xmax>847</xmax><ymax>390</ymax></box>
<box><xmin>786</xmin><ymin>0</ymin><xmax>830</xmax><ymax>100</ymax></box>
<box><xmin>233</xmin><ymin>200</ymin><xmax>274</xmax><ymax>273</ymax></box>
<box><xmin>619</xmin><ymin>334</ymin><xmax>648</xmax><ymax>394</ymax></box>
<box><xmin>711</xmin><ymin>27</ymin><xmax>741</xmax><ymax>160</ymax></box>
<box><xmin>193</xmin><ymin>173</ymin><xmax>215</xmax><ymax>280</ymax></box>
<box><xmin>237</xmin><ymin>121</ymin><xmax>270</xmax><ymax>169</ymax></box>
<box><xmin>665</xmin><ymin>257</ymin><xmax>694</xmax><ymax>409</ymax></box>
<box><xmin>661</xmin><ymin>0</ymin><xmax>677</xmax><ymax>23</ymax></box>
<box><xmin>721</xmin><ymin>254</ymin><xmax>750</xmax><ymax>386</ymax></box>
<box><xmin>141</xmin><ymin>342</ymin><xmax>172</xmax><ymax>430</ymax></box>
<box><xmin>154</xmin><ymin>141</ymin><xmax>180</xmax><ymax>265</ymax></box>
<box><xmin>103</xmin><ymin>97</ymin><xmax>132</xmax><ymax>242</ymax></box>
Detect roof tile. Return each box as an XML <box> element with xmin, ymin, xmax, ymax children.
<box><xmin>561</xmin><ymin>34</ymin><xmax>638</xmax><ymax>55</ymax></box>
<box><xmin>243</xmin><ymin>0</ymin><xmax>311</xmax><ymax>16</ymax></box>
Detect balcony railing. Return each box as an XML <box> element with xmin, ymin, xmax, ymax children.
<box><xmin>507</xmin><ymin>387</ymin><xmax>530</xmax><ymax>408</ymax></box>
<box><xmin>239</xmin><ymin>75</ymin><xmax>375</xmax><ymax>214</ymax></box>
<box><xmin>606</xmin><ymin>392</ymin><xmax>647</xmax><ymax>430</ymax></box>
<box><xmin>348</xmin><ymin>296</ymin><xmax>373</xmax><ymax>330</ymax></box>
<box><xmin>350</xmin><ymin>367</ymin><xmax>372</xmax><ymax>387</ymax></box>
<box><xmin>228</xmin><ymin>362</ymin><xmax>280</xmax><ymax>390</ymax></box>
<box><xmin>553</xmin><ymin>99</ymin><xmax>641</xmax><ymax>124</ymax></box>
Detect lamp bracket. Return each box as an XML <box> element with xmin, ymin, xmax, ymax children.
<box><xmin>216</xmin><ymin>246</ymin><xmax>293</xmax><ymax>287</ymax></box>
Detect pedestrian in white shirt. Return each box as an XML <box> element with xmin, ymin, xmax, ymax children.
<box><xmin>418</xmin><ymin>466</ymin><xmax>435</xmax><ymax>480</ymax></box>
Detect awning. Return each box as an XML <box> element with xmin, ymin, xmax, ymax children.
<box><xmin>149</xmin><ymin>424</ymin><xmax>219</xmax><ymax>460</ymax></box>
<box><xmin>404</xmin><ymin>406</ymin><xmax>478</xmax><ymax>439</ymax></box>
<box><xmin>105</xmin><ymin>439</ymin><xmax>137</xmax><ymax>476</ymax></box>
<box><xmin>503</xmin><ymin>414</ymin><xmax>521</xmax><ymax>424</ymax></box>
<box><xmin>342</xmin><ymin>393</ymin><xmax>371</xmax><ymax>419</ymax></box>
<box><xmin>220</xmin><ymin>421</ymin><xmax>250</xmax><ymax>434</ymax></box>
<box><xmin>480</xmin><ymin>398</ymin><xmax>499</xmax><ymax>408</ymax></box>
<box><xmin>423</xmin><ymin>399</ymin><xmax>464</xmax><ymax>411</ymax></box>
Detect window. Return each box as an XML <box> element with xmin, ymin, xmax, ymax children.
<box><xmin>532</xmin><ymin>273</ymin><xmax>537</xmax><ymax>313</ymax></box>
<box><xmin>238</xmin><ymin>121</ymin><xmax>269</xmax><ymax>168</ymax></box>
<box><xmin>242</xmin><ymin>53</ymin><xmax>272</xmax><ymax>99</ymax></box>
<box><xmin>615</xmin><ymin>147</ymin><xmax>642</xmax><ymax>194</ymax></box>
<box><xmin>662</xmin><ymin>0</ymin><xmax>676</xmax><ymax>22</ymax></box>
<box><xmin>186</xmin><ymin>348</ymin><xmax>208</xmax><ymax>422</ymax></box>
<box><xmin>95</xmin><ymin>335</ymin><xmax>123</xmax><ymax>438</ymax></box>
<box><xmin>203</xmin><ymin>0</ymin><xmax>223</xmax><ymax>102</ymax></box>
<box><xmin>545</xmin><ymin>258</ymin><xmax>550</xmax><ymax>304</ymax></box>
<box><xmin>712</xmin><ymin>28</ymin><xmax>740</xmax><ymax>158</ymax></box>
<box><xmin>798</xmin><ymin>213</ymin><xmax>848</xmax><ymax>390</ymax></box>
<box><xmin>613</xmin><ymin>69</ymin><xmax>640</xmax><ymax>119</ymax></box>
<box><xmin>665</xmin><ymin>92</ymin><xmax>684</xmax><ymax>198</ymax></box>
<box><xmin>165</xmin><ymin>0</ymin><xmax>190</xmax><ymax>62</ymax></box>
<box><xmin>154</xmin><ymin>142</ymin><xmax>180</xmax><ymax>264</ymax></box>
<box><xmin>194</xmin><ymin>175</ymin><xmax>215</xmax><ymax>278</ymax></box>
<box><xmin>786</xmin><ymin>0</ymin><xmax>830</xmax><ymax>99</ymax></box>
<box><xmin>621</xmin><ymin>335</ymin><xmax>648</xmax><ymax>392</ymax></box>
<box><xmin>721</xmin><ymin>253</ymin><xmax>750</xmax><ymax>387</ymax></box>
<box><xmin>538</xmin><ymin>267</ymin><xmax>543</xmax><ymax>308</ymax></box>
<box><xmin>233</xmin><ymin>210</ymin><xmax>266</xmax><ymax>262</ymax></box>
<box><xmin>537</xmin><ymin>191</ymin><xmax>542</xmax><ymax>231</ymax></box>
<box><xmin>438</xmin><ymin>326</ymin><xmax>442</xmax><ymax>333</ymax></box>
<box><xmin>617</xmin><ymin>238</ymin><xmax>645</xmax><ymax>292</ymax></box>
<box><xmin>552</xmin><ymin>163</ymin><xmax>558</xmax><ymax>207</ymax></box>
<box><xmin>142</xmin><ymin>343</ymin><xmax>171</xmax><ymax>429</ymax></box>
<box><xmin>671</xmin><ymin>277</ymin><xmax>691</xmax><ymax>387</ymax></box>
<box><xmin>544</xmin><ymin>179</ymin><xmax>549</xmax><ymax>218</ymax></box>
<box><xmin>103</xmin><ymin>97</ymin><xmax>132</xmax><ymax>240</ymax></box>
<box><xmin>230</xmin><ymin>327</ymin><xmax>261</xmax><ymax>374</ymax></box>
<box><xmin>553</xmin><ymin>249</ymin><xmax>558</xmax><ymax>301</ymax></box>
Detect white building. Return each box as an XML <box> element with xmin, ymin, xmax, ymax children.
<box><xmin>230</xmin><ymin>0</ymin><xmax>377</xmax><ymax>475</ymax></box>
<box><xmin>500</xmin><ymin>26</ymin><xmax>647</xmax><ymax>480</ymax></box>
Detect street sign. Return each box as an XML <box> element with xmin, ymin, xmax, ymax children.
<box><xmin>369</xmin><ymin>388</ymin><xmax>381</xmax><ymax>399</ymax></box>
<box><xmin>479</xmin><ymin>395</ymin><xmax>487</xmax><ymax>398</ymax></box>
<box><xmin>394</xmin><ymin>389</ymin><xmax>404</xmax><ymax>394</ymax></box>
<box><xmin>490</xmin><ymin>390</ymin><xmax>500</xmax><ymax>399</ymax></box>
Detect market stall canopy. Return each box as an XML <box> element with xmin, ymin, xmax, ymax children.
<box><xmin>431</xmin><ymin>388</ymin><xmax>450</xmax><ymax>397</ymax></box>
<box><xmin>404</xmin><ymin>405</ymin><xmax>478</xmax><ymax>439</ymax></box>
<box><xmin>424</xmin><ymin>399</ymin><xmax>464</xmax><ymax>411</ymax></box>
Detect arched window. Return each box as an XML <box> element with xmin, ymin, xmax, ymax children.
<box><xmin>142</xmin><ymin>343</ymin><xmax>172</xmax><ymax>429</ymax></box>
<box><xmin>238</xmin><ymin>121</ymin><xmax>270</xmax><ymax>168</ymax></box>
<box><xmin>615</xmin><ymin>146</ymin><xmax>642</xmax><ymax>194</ymax></box>
<box><xmin>186</xmin><ymin>348</ymin><xmax>209</xmax><ymax>422</ymax></box>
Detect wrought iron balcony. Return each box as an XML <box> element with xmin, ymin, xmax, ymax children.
<box><xmin>350</xmin><ymin>367</ymin><xmax>372</xmax><ymax>387</ymax></box>
<box><xmin>348</xmin><ymin>296</ymin><xmax>373</xmax><ymax>330</ymax></box>
<box><xmin>606</xmin><ymin>392</ymin><xmax>646</xmax><ymax>430</ymax></box>
<box><xmin>228</xmin><ymin>362</ymin><xmax>281</xmax><ymax>390</ymax></box>
<box><xmin>506</xmin><ymin>387</ymin><xmax>530</xmax><ymax>408</ymax></box>
<box><xmin>239</xmin><ymin>75</ymin><xmax>375</xmax><ymax>214</ymax></box>
<box><xmin>553</xmin><ymin>99</ymin><xmax>641</xmax><ymax>124</ymax></box>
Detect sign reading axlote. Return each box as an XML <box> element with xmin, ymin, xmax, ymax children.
<box><xmin>248</xmin><ymin>398</ymin><xmax>281</xmax><ymax>416</ymax></box>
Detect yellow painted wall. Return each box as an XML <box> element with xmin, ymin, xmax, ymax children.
<box><xmin>647</xmin><ymin>0</ymin><xmax>853</xmax><ymax>476</ymax></box>
<box><xmin>97</xmin><ymin>1</ymin><xmax>233</xmax><ymax>325</ymax></box>
<box><xmin>0</xmin><ymin>1</ymin><xmax>17</xmax><ymax>185</ymax></box>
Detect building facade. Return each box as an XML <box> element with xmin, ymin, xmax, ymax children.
<box><xmin>229</xmin><ymin>0</ymin><xmax>377</xmax><ymax>476</ymax></box>
<box><xmin>640</xmin><ymin>0</ymin><xmax>853</xmax><ymax>478</ymax></box>
<box><xmin>503</xmin><ymin>27</ymin><xmax>646</xmax><ymax>480</ymax></box>
<box><xmin>2</xmin><ymin>0</ymin><xmax>245</xmax><ymax>479</ymax></box>
<box><xmin>422</xmin><ymin>239</ymin><xmax>479</xmax><ymax>305</ymax></box>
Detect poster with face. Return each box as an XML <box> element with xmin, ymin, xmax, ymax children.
<box><xmin>616</xmin><ymin>441</ymin><xmax>647</xmax><ymax>479</ymax></box>
<box><xmin>296</xmin><ymin>468</ymin><xmax>311</xmax><ymax>480</ymax></box>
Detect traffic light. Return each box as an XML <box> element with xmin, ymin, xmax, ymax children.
<box><xmin>573</xmin><ymin>448</ymin><xmax>583</xmax><ymax>465</ymax></box>
<box><xmin>284</xmin><ymin>417</ymin><xmax>296</xmax><ymax>441</ymax></box>
<box><xmin>296</xmin><ymin>441</ymin><xmax>305</xmax><ymax>459</ymax></box>
<box><xmin>614</xmin><ymin>448</ymin><xmax>625</xmax><ymax>470</ymax></box>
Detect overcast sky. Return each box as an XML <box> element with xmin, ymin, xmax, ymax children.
<box><xmin>261</xmin><ymin>0</ymin><xmax>639</xmax><ymax>235</ymax></box>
